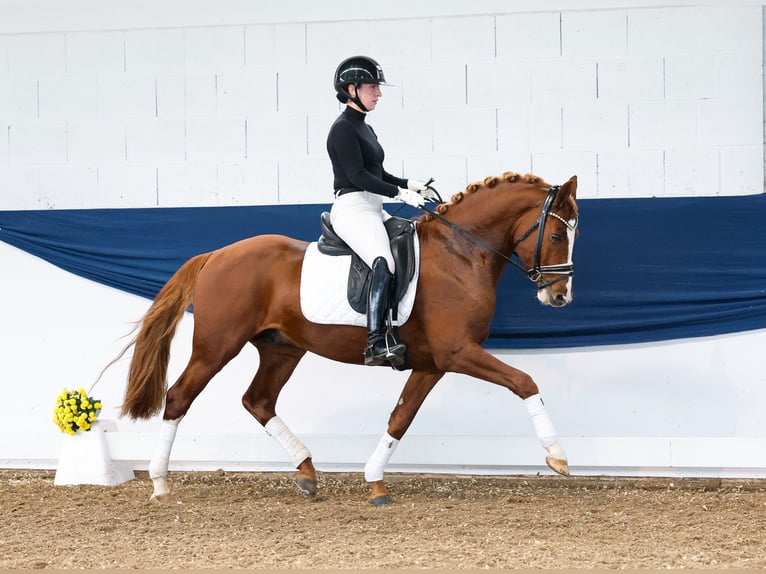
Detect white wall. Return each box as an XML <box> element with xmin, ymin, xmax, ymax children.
<box><xmin>0</xmin><ymin>1</ymin><xmax>762</xmax><ymax>209</ymax></box>
<box><xmin>2</xmin><ymin>1</ymin><xmax>765</xmax><ymax>478</ymax></box>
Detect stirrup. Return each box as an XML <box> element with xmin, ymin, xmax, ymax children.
<box><xmin>364</xmin><ymin>334</ymin><xmax>406</xmax><ymax>367</ymax></box>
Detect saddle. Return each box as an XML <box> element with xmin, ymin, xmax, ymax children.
<box><xmin>317</xmin><ymin>212</ymin><xmax>417</xmax><ymax>316</ymax></box>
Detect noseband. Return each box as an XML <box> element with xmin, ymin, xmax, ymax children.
<box><xmin>421</xmin><ymin>185</ymin><xmax>578</xmax><ymax>291</ymax></box>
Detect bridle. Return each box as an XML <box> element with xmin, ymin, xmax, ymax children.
<box><xmin>420</xmin><ymin>185</ymin><xmax>578</xmax><ymax>291</ymax></box>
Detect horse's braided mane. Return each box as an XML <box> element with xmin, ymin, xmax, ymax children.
<box><xmin>421</xmin><ymin>171</ymin><xmax>545</xmax><ymax>222</ymax></box>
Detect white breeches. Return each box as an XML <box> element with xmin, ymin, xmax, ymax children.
<box><xmin>331</xmin><ymin>191</ymin><xmax>395</xmax><ymax>274</ymax></box>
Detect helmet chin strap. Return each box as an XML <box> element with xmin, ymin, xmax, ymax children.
<box><xmin>348</xmin><ymin>84</ymin><xmax>369</xmax><ymax>113</ymax></box>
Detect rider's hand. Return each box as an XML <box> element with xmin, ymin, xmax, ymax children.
<box><xmin>407</xmin><ymin>179</ymin><xmax>430</xmax><ymax>192</ymax></box>
<box><xmin>397</xmin><ymin>188</ymin><xmax>425</xmax><ymax>208</ymax></box>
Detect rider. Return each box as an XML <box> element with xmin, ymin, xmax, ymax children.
<box><xmin>327</xmin><ymin>55</ymin><xmax>433</xmax><ymax>367</ymax></box>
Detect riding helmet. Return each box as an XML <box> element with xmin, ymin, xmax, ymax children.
<box><xmin>334</xmin><ymin>55</ymin><xmax>389</xmax><ymax>104</ymax></box>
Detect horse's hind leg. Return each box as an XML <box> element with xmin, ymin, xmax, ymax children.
<box><xmin>242</xmin><ymin>341</ymin><xmax>317</xmax><ymax>496</ymax></box>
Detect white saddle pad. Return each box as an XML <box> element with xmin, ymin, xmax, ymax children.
<box><xmin>300</xmin><ymin>233</ymin><xmax>420</xmax><ymax>327</ymax></box>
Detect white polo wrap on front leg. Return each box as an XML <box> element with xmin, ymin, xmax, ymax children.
<box><xmin>265</xmin><ymin>416</ymin><xmax>311</xmax><ymax>468</ymax></box>
<box><xmin>524</xmin><ymin>394</ymin><xmax>558</xmax><ymax>448</ymax></box>
<box><xmin>364</xmin><ymin>432</ymin><xmax>400</xmax><ymax>482</ymax></box>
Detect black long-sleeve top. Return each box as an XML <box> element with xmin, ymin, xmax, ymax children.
<box><xmin>327</xmin><ymin>107</ymin><xmax>407</xmax><ymax>198</ymax></box>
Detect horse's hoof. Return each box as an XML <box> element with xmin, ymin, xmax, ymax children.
<box><xmin>546</xmin><ymin>455</ymin><xmax>570</xmax><ymax>476</ymax></box>
<box><xmin>369</xmin><ymin>495</ymin><xmax>393</xmax><ymax>507</ymax></box>
<box><xmin>150</xmin><ymin>492</ymin><xmax>176</xmax><ymax>504</ymax></box>
<box><xmin>296</xmin><ymin>477</ymin><xmax>317</xmax><ymax>497</ymax></box>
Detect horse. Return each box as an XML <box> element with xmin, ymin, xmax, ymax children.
<box><xmin>119</xmin><ymin>171</ymin><xmax>579</xmax><ymax>505</ymax></box>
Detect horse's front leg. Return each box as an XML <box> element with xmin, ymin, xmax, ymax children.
<box><xmin>365</xmin><ymin>370</ymin><xmax>444</xmax><ymax>506</ymax></box>
<box><xmin>439</xmin><ymin>343</ymin><xmax>569</xmax><ymax>476</ymax></box>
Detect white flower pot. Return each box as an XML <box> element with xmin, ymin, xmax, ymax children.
<box><xmin>54</xmin><ymin>419</ymin><xmax>135</xmax><ymax>486</ymax></box>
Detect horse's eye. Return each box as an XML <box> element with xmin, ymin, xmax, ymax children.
<box><xmin>551</xmin><ymin>233</ymin><xmax>562</xmax><ymax>243</ymax></box>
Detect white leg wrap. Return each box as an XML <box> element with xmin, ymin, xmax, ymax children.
<box><xmin>364</xmin><ymin>432</ymin><xmax>399</xmax><ymax>482</ymax></box>
<box><xmin>524</xmin><ymin>394</ymin><xmax>558</xmax><ymax>448</ymax></box>
<box><xmin>149</xmin><ymin>417</ymin><xmax>182</xmax><ymax>499</ymax></box>
<box><xmin>265</xmin><ymin>416</ymin><xmax>311</xmax><ymax>468</ymax></box>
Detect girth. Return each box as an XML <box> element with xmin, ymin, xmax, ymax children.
<box><xmin>317</xmin><ymin>211</ymin><xmax>417</xmax><ymax>315</ymax></box>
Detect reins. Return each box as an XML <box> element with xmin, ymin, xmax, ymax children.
<box><xmin>418</xmin><ymin>184</ymin><xmax>576</xmax><ymax>289</ymax></box>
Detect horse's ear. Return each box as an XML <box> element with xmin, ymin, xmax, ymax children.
<box><xmin>555</xmin><ymin>175</ymin><xmax>577</xmax><ymax>207</ymax></box>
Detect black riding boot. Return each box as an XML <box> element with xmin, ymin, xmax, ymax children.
<box><xmin>364</xmin><ymin>257</ymin><xmax>406</xmax><ymax>366</ymax></box>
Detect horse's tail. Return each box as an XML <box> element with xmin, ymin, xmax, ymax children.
<box><xmin>120</xmin><ymin>252</ymin><xmax>213</xmax><ymax>420</ymax></box>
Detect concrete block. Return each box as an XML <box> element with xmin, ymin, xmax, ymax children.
<box><xmin>185</xmin><ymin>26</ymin><xmax>245</xmax><ymax>73</ymax></box>
<box><xmin>368</xmin><ymin>107</ymin><xmax>432</xmax><ymax>157</ymax></box>
<box><xmin>719</xmin><ymin>50</ymin><xmax>762</xmax><ymax>99</ymax></box>
<box><xmin>530</xmin><ymin>59</ymin><xmax>596</xmax><ymax>105</ymax></box>
<box><xmin>467</xmin><ymin>154</ymin><xmax>531</xmax><ymax>186</ymax></box>
<box><xmin>247</xmin><ymin>112</ymin><xmax>306</xmax><ymax>160</ymax></box>
<box><xmin>185</xmin><ymin>74</ymin><xmax>217</xmax><ymax>117</ymax></box>
<box><xmin>277</xmin><ymin>157</ymin><xmax>332</xmax><ymax>204</ymax></box>
<box><xmin>218</xmin><ymin>70</ymin><xmax>278</xmax><ymax>115</ymax></box>
<box><xmin>245</xmin><ymin>25</ymin><xmax>275</xmax><ymax>68</ymax></box>
<box><xmin>402</xmin><ymin>64</ymin><xmax>466</xmax><ymax>110</ymax></box>
<box><xmin>496</xmin><ymin>12</ymin><xmax>561</xmax><ymax>60</ymax></box>
<box><xmin>156</xmin><ymin>75</ymin><xmax>185</xmax><ymax>118</ymax></box>
<box><xmin>66</xmin><ymin>31</ymin><xmax>124</xmax><ymax>76</ymax></box>
<box><xmin>531</xmin><ymin>151</ymin><xmax>596</xmax><ymax>198</ymax></box>
<box><xmin>9</xmin><ymin>121</ymin><xmax>67</xmax><ymax>165</ymax></box>
<box><xmin>496</xmin><ymin>106</ymin><xmax>530</xmax><ymax>156</ymax></box>
<box><xmin>273</xmin><ymin>24</ymin><xmax>307</xmax><ymax>67</ymax></box>
<box><xmin>38</xmin><ymin>165</ymin><xmax>98</xmax><ymax>208</ymax></box>
<box><xmin>217</xmin><ymin>160</ymin><xmax>279</xmax><ymax>204</ymax></box>
<box><xmin>278</xmin><ymin>64</ymin><xmax>338</xmax><ymax>113</ymax></box>
<box><xmin>39</xmin><ymin>77</ymin><xmax>98</xmax><ymax>119</ymax></box>
<box><xmin>306</xmin><ymin>21</ymin><xmax>368</xmax><ymax>66</ymax></box>
<box><xmin>0</xmin><ymin>167</ymin><xmax>38</xmax><ymax>209</ymax></box>
<box><xmin>431</xmin><ymin>16</ymin><xmax>495</xmax><ymax>63</ymax></box>
<box><xmin>698</xmin><ymin>99</ymin><xmax>762</xmax><ymax>147</ymax></box>
<box><xmin>97</xmin><ymin>164</ymin><xmax>158</xmax><ymax>207</ymax></box>
<box><xmin>433</xmin><ymin>107</ymin><xmax>495</xmax><ymax>156</ymax></box>
<box><xmin>627</xmin><ymin>7</ymin><xmax>697</xmax><ymax>55</ymax></box>
<box><xmin>98</xmin><ymin>76</ymin><xmax>156</xmax><ymax>118</ymax></box>
<box><xmin>0</xmin><ymin>123</ymin><xmax>6</xmax><ymax>163</ymax></box>
<box><xmin>67</xmin><ymin>119</ymin><xmax>126</xmax><ymax>164</ymax></box>
<box><xmin>368</xmin><ymin>19</ymin><xmax>431</xmax><ymax>66</ymax></box>
<box><xmin>468</xmin><ymin>61</ymin><xmax>532</xmax><ymax>108</ymax></box>
<box><xmin>0</xmin><ymin>79</ymin><xmax>38</xmax><ymax>120</ymax></box>
<box><xmin>719</xmin><ymin>145</ymin><xmax>763</xmax><ymax>196</ymax></box>
<box><xmin>596</xmin><ymin>149</ymin><xmax>664</xmax><ymax>198</ymax></box>
<box><xmin>0</xmin><ymin>37</ymin><xmax>7</xmax><ymax>76</ymax></box>
<box><xmin>562</xmin><ymin>11</ymin><xmax>627</xmax><ymax>58</ymax></box>
<box><xmin>307</xmin><ymin>110</ymin><xmax>343</xmax><ymax>158</ymax></box>
<box><xmin>403</xmin><ymin>155</ymin><xmax>468</xmax><ymax>198</ymax></box>
<box><xmin>629</xmin><ymin>101</ymin><xmax>697</xmax><ymax>150</ymax></box>
<box><xmin>597</xmin><ymin>57</ymin><xmax>663</xmax><ymax>102</ymax></box>
<box><xmin>696</xmin><ymin>6</ymin><xmax>762</xmax><ymax>53</ymax></box>
<box><xmin>665</xmin><ymin>55</ymin><xmax>719</xmax><ymax>100</ymax></box>
<box><xmin>563</xmin><ymin>102</ymin><xmax>628</xmax><ymax>151</ymax></box>
<box><xmin>126</xmin><ymin>119</ymin><xmax>185</xmax><ymax>162</ymax></box>
<box><xmin>125</xmin><ymin>29</ymin><xmax>184</xmax><ymax>74</ymax></box>
<box><xmin>526</xmin><ymin>105</ymin><xmax>561</xmax><ymax>153</ymax></box>
<box><xmin>8</xmin><ymin>33</ymin><xmax>65</xmax><ymax>77</ymax></box>
<box><xmin>157</xmin><ymin>162</ymin><xmax>218</xmax><ymax>207</ymax></box>
<box><xmin>186</xmin><ymin>118</ymin><xmax>246</xmax><ymax>161</ymax></box>
<box><xmin>664</xmin><ymin>148</ymin><xmax>719</xmax><ymax>196</ymax></box>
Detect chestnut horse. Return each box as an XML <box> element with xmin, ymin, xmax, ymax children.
<box><xmin>120</xmin><ymin>171</ymin><xmax>579</xmax><ymax>505</ymax></box>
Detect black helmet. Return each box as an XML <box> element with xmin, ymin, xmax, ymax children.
<box><xmin>334</xmin><ymin>55</ymin><xmax>389</xmax><ymax>109</ymax></box>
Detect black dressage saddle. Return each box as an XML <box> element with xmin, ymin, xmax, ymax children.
<box><xmin>317</xmin><ymin>211</ymin><xmax>417</xmax><ymax>316</ymax></box>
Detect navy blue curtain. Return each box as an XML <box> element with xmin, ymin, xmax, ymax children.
<box><xmin>2</xmin><ymin>195</ymin><xmax>765</xmax><ymax>349</ymax></box>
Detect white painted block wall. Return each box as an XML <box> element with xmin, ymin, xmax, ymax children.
<box><xmin>0</xmin><ymin>2</ymin><xmax>763</xmax><ymax>209</ymax></box>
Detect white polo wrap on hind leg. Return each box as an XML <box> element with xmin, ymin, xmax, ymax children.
<box><xmin>364</xmin><ymin>432</ymin><xmax>400</xmax><ymax>482</ymax></box>
<box><xmin>265</xmin><ymin>416</ymin><xmax>311</xmax><ymax>468</ymax></box>
<box><xmin>524</xmin><ymin>394</ymin><xmax>558</xmax><ymax>448</ymax></box>
<box><xmin>149</xmin><ymin>417</ymin><xmax>183</xmax><ymax>499</ymax></box>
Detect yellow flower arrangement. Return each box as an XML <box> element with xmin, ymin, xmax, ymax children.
<box><xmin>53</xmin><ymin>388</ymin><xmax>102</xmax><ymax>435</ymax></box>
